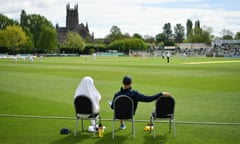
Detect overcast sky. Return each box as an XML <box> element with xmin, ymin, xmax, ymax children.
<box><xmin>1</xmin><ymin>0</ymin><xmax>240</xmax><ymax>38</ymax></box>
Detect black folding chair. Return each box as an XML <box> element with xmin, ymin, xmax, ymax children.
<box><xmin>112</xmin><ymin>95</ymin><xmax>135</xmax><ymax>139</ymax></box>
<box><xmin>151</xmin><ymin>96</ymin><xmax>176</xmax><ymax>138</ymax></box>
<box><xmin>74</xmin><ymin>95</ymin><xmax>99</xmax><ymax>137</ymax></box>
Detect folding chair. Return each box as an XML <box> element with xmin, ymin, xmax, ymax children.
<box><xmin>112</xmin><ymin>95</ymin><xmax>135</xmax><ymax>139</ymax></box>
<box><xmin>74</xmin><ymin>95</ymin><xmax>99</xmax><ymax>137</ymax></box>
<box><xmin>151</xmin><ymin>96</ymin><xmax>176</xmax><ymax>139</ymax></box>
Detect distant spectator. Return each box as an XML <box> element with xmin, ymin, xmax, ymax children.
<box><xmin>167</xmin><ymin>52</ymin><xmax>171</xmax><ymax>63</ymax></box>
<box><xmin>13</xmin><ymin>56</ymin><xmax>17</xmax><ymax>63</ymax></box>
<box><xmin>29</xmin><ymin>56</ymin><xmax>34</xmax><ymax>63</ymax></box>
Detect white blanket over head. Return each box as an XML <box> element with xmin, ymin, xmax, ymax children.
<box><xmin>74</xmin><ymin>76</ymin><xmax>101</xmax><ymax>114</ymax></box>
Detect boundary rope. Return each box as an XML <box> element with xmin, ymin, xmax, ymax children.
<box><xmin>0</xmin><ymin>114</ymin><xmax>239</xmax><ymax>126</ymax></box>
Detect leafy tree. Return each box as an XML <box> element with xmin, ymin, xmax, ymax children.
<box><xmin>108</xmin><ymin>38</ymin><xmax>147</xmax><ymax>54</ymax></box>
<box><xmin>20</xmin><ymin>10</ymin><xmax>28</xmax><ymax>28</ymax></box>
<box><xmin>84</xmin><ymin>44</ymin><xmax>106</xmax><ymax>54</ymax></box>
<box><xmin>122</xmin><ymin>33</ymin><xmax>131</xmax><ymax>39</ymax></box>
<box><xmin>0</xmin><ymin>29</ymin><xmax>7</xmax><ymax>47</ymax></box>
<box><xmin>0</xmin><ymin>13</ymin><xmax>34</xmax><ymax>53</ymax></box>
<box><xmin>3</xmin><ymin>25</ymin><xmax>27</xmax><ymax>54</ymax></box>
<box><xmin>155</xmin><ymin>23</ymin><xmax>174</xmax><ymax>46</ymax></box>
<box><xmin>0</xmin><ymin>14</ymin><xmax>19</xmax><ymax>29</ymax></box>
<box><xmin>19</xmin><ymin>36</ymin><xmax>34</xmax><ymax>53</ymax></box>
<box><xmin>201</xmin><ymin>30</ymin><xmax>211</xmax><ymax>43</ymax></box>
<box><xmin>132</xmin><ymin>33</ymin><xmax>143</xmax><ymax>40</ymax></box>
<box><xmin>143</xmin><ymin>35</ymin><xmax>155</xmax><ymax>44</ymax></box>
<box><xmin>110</xmin><ymin>26</ymin><xmax>122</xmax><ymax>37</ymax></box>
<box><xmin>186</xmin><ymin>19</ymin><xmax>193</xmax><ymax>39</ymax></box>
<box><xmin>185</xmin><ymin>20</ymin><xmax>211</xmax><ymax>43</ymax></box>
<box><xmin>174</xmin><ymin>23</ymin><xmax>185</xmax><ymax>43</ymax></box>
<box><xmin>194</xmin><ymin>20</ymin><xmax>201</xmax><ymax>34</ymax></box>
<box><xmin>163</xmin><ymin>23</ymin><xmax>173</xmax><ymax>40</ymax></box>
<box><xmin>37</xmin><ymin>25</ymin><xmax>57</xmax><ymax>53</ymax></box>
<box><xmin>235</xmin><ymin>32</ymin><xmax>240</xmax><ymax>40</ymax></box>
<box><xmin>19</xmin><ymin>10</ymin><xmax>34</xmax><ymax>50</ymax></box>
<box><xmin>221</xmin><ymin>29</ymin><xmax>233</xmax><ymax>40</ymax></box>
<box><xmin>156</xmin><ymin>33</ymin><xmax>167</xmax><ymax>44</ymax></box>
<box><xmin>221</xmin><ymin>29</ymin><xmax>233</xmax><ymax>37</ymax></box>
<box><xmin>105</xmin><ymin>25</ymin><xmax>123</xmax><ymax>42</ymax></box>
<box><xmin>94</xmin><ymin>44</ymin><xmax>106</xmax><ymax>52</ymax></box>
<box><xmin>223</xmin><ymin>35</ymin><xmax>233</xmax><ymax>40</ymax></box>
<box><xmin>192</xmin><ymin>20</ymin><xmax>203</xmax><ymax>42</ymax></box>
<box><xmin>20</xmin><ymin>11</ymin><xmax>54</xmax><ymax>49</ymax></box>
<box><xmin>62</xmin><ymin>32</ymin><xmax>85</xmax><ymax>53</ymax></box>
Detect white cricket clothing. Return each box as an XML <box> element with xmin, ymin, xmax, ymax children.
<box><xmin>74</xmin><ymin>76</ymin><xmax>101</xmax><ymax>114</ymax></box>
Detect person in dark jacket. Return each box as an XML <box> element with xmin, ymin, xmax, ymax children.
<box><xmin>111</xmin><ymin>75</ymin><xmax>171</xmax><ymax>130</ymax></box>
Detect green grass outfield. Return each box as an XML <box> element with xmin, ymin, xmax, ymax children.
<box><xmin>0</xmin><ymin>56</ymin><xmax>239</xmax><ymax>144</ymax></box>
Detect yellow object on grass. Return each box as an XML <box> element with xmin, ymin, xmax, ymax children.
<box><xmin>144</xmin><ymin>125</ymin><xmax>154</xmax><ymax>131</ymax></box>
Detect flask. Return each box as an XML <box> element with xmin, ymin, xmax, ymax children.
<box><xmin>98</xmin><ymin>117</ymin><xmax>103</xmax><ymax>137</ymax></box>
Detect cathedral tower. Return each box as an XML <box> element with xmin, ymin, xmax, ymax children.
<box><xmin>66</xmin><ymin>4</ymin><xmax>79</xmax><ymax>31</ymax></box>
<box><xmin>57</xmin><ymin>3</ymin><xmax>93</xmax><ymax>44</ymax></box>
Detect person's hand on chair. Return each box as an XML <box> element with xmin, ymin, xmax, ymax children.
<box><xmin>162</xmin><ymin>92</ymin><xmax>171</xmax><ymax>97</ymax></box>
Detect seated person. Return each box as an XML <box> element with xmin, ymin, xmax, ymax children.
<box><xmin>111</xmin><ymin>75</ymin><xmax>171</xmax><ymax>130</ymax></box>
<box><xmin>74</xmin><ymin>76</ymin><xmax>101</xmax><ymax>132</ymax></box>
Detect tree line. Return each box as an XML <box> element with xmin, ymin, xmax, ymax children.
<box><xmin>0</xmin><ymin>11</ymin><xmax>57</xmax><ymax>54</ymax></box>
<box><xmin>1</xmin><ymin>10</ymin><xmax>240</xmax><ymax>55</ymax></box>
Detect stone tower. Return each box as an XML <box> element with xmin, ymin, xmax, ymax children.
<box><xmin>56</xmin><ymin>3</ymin><xmax>93</xmax><ymax>44</ymax></box>
<box><xmin>66</xmin><ymin>4</ymin><xmax>79</xmax><ymax>31</ymax></box>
